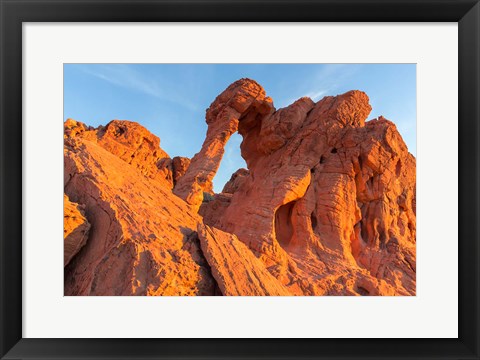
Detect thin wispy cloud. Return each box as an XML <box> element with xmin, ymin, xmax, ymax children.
<box><xmin>283</xmin><ymin>64</ymin><xmax>363</xmax><ymax>106</ymax></box>
<box><xmin>78</xmin><ymin>64</ymin><xmax>198</xmax><ymax>111</ymax></box>
<box><xmin>304</xmin><ymin>89</ymin><xmax>327</xmax><ymax>101</ymax></box>
<box><xmin>65</xmin><ymin>63</ymin><xmax>416</xmax><ymax>187</ymax></box>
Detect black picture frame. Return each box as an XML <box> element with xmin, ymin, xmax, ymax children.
<box><xmin>1</xmin><ymin>1</ymin><xmax>479</xmax><ymax>359</ymax></box>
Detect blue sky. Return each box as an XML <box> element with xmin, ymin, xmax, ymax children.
<box><xmin>64</xmin><ymin>64</ymin><xmax>416</xmax><ymax>192</ymax></box>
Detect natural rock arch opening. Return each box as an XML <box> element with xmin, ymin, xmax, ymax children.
<box><xmin>173</xmin><ymin>78</ymin><xmax>273</xmax><ymax>210</ymax></box>
<box><xmin>211</xmin><ymin>132</ymin><xmax>247</xmax><ymax>193</ymax></box>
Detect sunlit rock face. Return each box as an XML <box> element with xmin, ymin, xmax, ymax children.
<box><xmin>64</xmin><ymin>194</ymin><xmax>90</xmax><ymax>267</ymax></box>
<box><xmin>196</xmin><ymin>80</ymin><xmax>416</xmax><ymax>296</ymax></box>
<box><xmin>173</xmin><ymin>79</ymin><xmax>274</xmax><ymax>210</ymax></box>
<box><xmin>64</xmin><ymin>78</ymin><xmax>416</xmax><ymax>296</ymax></box>
<box><xmin>64</xmin><ymin>120</ymin><xmax>216</xmax><ymax>296</ymax></box>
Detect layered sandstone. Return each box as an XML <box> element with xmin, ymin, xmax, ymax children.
<box><xmin>173</xmin><ymin>79</ymin><xmax>274</xmax><ymax>210</ymax></box>
<box><xmin>64</xmin><ymin>78</ymin><xmax>416</xmax><ymax>296</ymax></box>
<box><xmin>197</xmin><ymin>224</ymin><xmax>291</xmax><ymax>296</ymax></box>
<box><xmin>222</xmin><ymin>168</ymin><xmax>249</xmax><ymax>194</ymax></box>
<box><xmin>198</xmin><ymin>82</ymin><xmax>416</xmax><ymax>295</ymax></box>
<box><xmin>64</xmin><ymin>194</ymin><xmax>91</xmax><ymax>266</ymax></box>
<box><xmin>171</xmin><ymin>156</ymin><xmax>191</xmax><ymax>185</ymax></box>
<box><xmin>64</xmin><ymin>121</ymin><xmax>216</xmax><ymax>295</ymax></box>
<box><xmin>65</xmin><ymin>119</ymin><xmax>174</xmax><ymax>187</ymax></box>
<box><xmin>64</xmin><ymin>118</ymin><xmax>291</xmax><ymax>296</ymax></box>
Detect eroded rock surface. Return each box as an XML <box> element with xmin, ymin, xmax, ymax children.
<box><xmin>195</xmin><ymin>80</ymin><xmax>416</xmax><ymax>295</ymax></box>
<box><xmin>65</xmin><ymin>119</ymin><xmax>174</xmax><ymax>187</ymax></box>
<box><xmin>222</xmin><ymin>168</ymin><xmax>249</xmax><ymax>194</ymax></box>
<box><xmin>197</xmin><ymin>224</ymin><xmax>291</xmax><ymax>296</ymax></box>
<box><xmin>64</xmin><ymin>121</ymin><xmax>216</xmax><ymax>295</ymax></box>
<box><xmin>172</xmin><ymin>156</ymin><xmax>191</xmax><ymax>185</ymax></box>
<box><xmin>173</xmin><ymin>79</ymin><xmax>274</xmax><ymax>210</ymax></box>
<box><xmin>64</xmin><ymin>194</ymin><xmax>91</xmax><ymax>266</ymax></box>
<box><xmin>64</xmin><ymin>78</ymin><xmax>416</xmax><ymax>296</ymax></box>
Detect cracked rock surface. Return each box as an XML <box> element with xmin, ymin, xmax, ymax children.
<box><xmin>64</xmin><ymin>78</ymin><xmax>416</xmax><ymax>296</ymax></box>
<box><xmin>64</xmin><ymin>194</ymin><xmax>91</xmax><ymax>267</ymax></box>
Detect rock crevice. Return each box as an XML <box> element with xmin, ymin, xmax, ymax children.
<box><xmin>64</xmin><ymin>78</ymin><xmax>416</xmax><ymax>296</ymax></box>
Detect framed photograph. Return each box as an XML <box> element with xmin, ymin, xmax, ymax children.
<box><xmin>1</xmin><ymin>0</ymin><xmax>479</xmax><ymax>359</ymax></box>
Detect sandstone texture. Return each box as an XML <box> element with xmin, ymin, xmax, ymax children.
<box><xmin>222</xmin><ymin>168</ymin><xmax>249</xmax><ymax>194</ymax></box>
<box><xmin>173</xmin><ymin>80</ymin><xmax>274</xmax><ymax>210</ymax></box>
<box><xmin>172</xmin><ymin>156</ymin><xmax>191</xmax><ymax>185</ymax></box>
<box><xmin>65</xmin><ymin>119</ymin><xmax>174</xmax><ymax>187</ymax></box>
<box><xmin>64</xmin><ymin>194</ymin><xmax>91</xmax><ymax>266</ymax></box>
<box><xmin>64</xmin><ymin>78</ymin><xmax>416</xmax><ymax>296</ymax></box>
<box><xmin>197</xmin><ymin>224</ymin><xmax>291</xmax><ymax>296</ymax></box>
<box><xmin>199</xmin><ymin>80</ymin><xmax>416</xmax><ymax>295</ymax></box>
<box><xmin>64</xmin><ymin>121</ymin><xmax>215</xmax><ymax>295</ymax></box>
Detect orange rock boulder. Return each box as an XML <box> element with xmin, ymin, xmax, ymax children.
<box><xmin>65</xmin><ymin>119</ymin><xmax>174</xmax><ymax>187</ymax></box>
<box><xmin>172</xmin><ymin>156</ymin><xmax>191</xmax><ymax>185</ymax></box>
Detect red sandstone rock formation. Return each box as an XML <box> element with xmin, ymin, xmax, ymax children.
<box><xmin>64</xmin><ymin>122</ymin><xmax>215</xmax><ymax>295</ymax></box>
<box><xmin>64</xmin><ymin>78</ymin><xmax>416</xmax><ymax>296</ymax></box>
<box><xmin>65</xmin><ymin>119</ymin><xmax>174</xmax><ymax>187</ymax></box>
<box><xmin>197</xmin><ymin>224</ymin><xmax>291</xmax><ymax>296</ymax></box>
<box><xmin>171</xmin><ymin>156</ymin><xmax>191</xmax><ymax>185</ymax></box>
<box><xmin>200</xmin><ymin>82</ymin><xmax>416</xmax><ymax>295</ymax></box>
<box><xmin>173</xmin><ymin>79</ymin><xmax>274</xmax><ymax>210</ymax></box>
<box><xmin>222</xmin><ymin>168</ymin><xmax>249</xmax><ymax>194</ymax></box>
<box><xmin>64</xmin><ymin>194</ymin><xmax>90</xmax><ymax>266</ymax></box>
<box><xmin>64</xmin><ymin>117</ymin><xmax>294</xmax><ymax>296</ymax></box>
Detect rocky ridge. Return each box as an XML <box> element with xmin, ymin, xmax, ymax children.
<box><xmin>64</xmin><ymin>78</ymin><xmax>416</xmax><ymax>296</ymax></box>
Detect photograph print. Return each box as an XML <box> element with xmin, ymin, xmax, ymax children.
<box><xmin>63</xmin><ymin>64</ymin><xmax>416</xmax><ymax>296</ymax></box>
